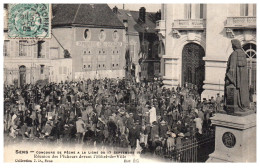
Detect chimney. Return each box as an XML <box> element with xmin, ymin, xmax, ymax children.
<box><xmin>113</xmin><ymin>6</ymin><xmax>118</xmax><ymax>14</ymax></box>
<box><xmin>139</xmin><ymin>7</ymin><xmax>146</xmax><ymax>22</ymax></box>
<box><xmin>4</xmin><ymin>4</ymin><xmax>8</xmax><ymax>9</ymax></box>
<box><xmin>156</xmin><ymin>10</ymin><xmax>161</xmax><ymax>20</ymax></box>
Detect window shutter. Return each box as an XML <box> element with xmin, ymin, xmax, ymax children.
<box><xmin>59</xmin><ymin>67</ymin><xmax>62</xmax><ymax>74</ymax></box>
<box><xmin>63</xmin><ymin>67</ymin><xmax>67</xmax><ymax>74</ymax></box>
<box><xmin>253</xmin><ymin>4</ymin><xmax>256</xmax><ymax>16</ymax></box>
<box><xmin>15</xmin><ymin>41</ymin><xmax>19</xmax><ymax>57</ymax></box>
<box><xmin>33</xmin><ymin>42</ymin><xmax>38</xmax><ymax>58</ymax></box>
<box><xmin>45</xmin><ymin>40</ymin><xmax>49</xmax><ymax>59</ymax></box>
<box><xmin>10</xmin><ymin>40</ymin><xmax>15</xmax><ymax>57</ymax></box>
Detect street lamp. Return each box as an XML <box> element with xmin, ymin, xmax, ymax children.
<box><xmin>140</xmin><ymin>25</ymin><xmax>149</xmax><ymax>81</ymax></box>
<box><xmin>123</xmin><ymin>19</ymin><xmax>131</xmax><ymax>81</ymax></box>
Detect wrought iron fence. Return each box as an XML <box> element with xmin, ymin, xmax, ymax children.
<box><xmin>156</xmin><ymin>130</ymin><xmax>215</xmax><ymax>162</ymax></box>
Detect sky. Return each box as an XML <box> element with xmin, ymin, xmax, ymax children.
<box><xmin>108</xmin><ymin>4</ymin><xmax>161</xmax><ymax>12</ymax></box>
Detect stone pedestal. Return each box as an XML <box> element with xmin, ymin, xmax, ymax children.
<box><xmin>207</xmin><ymin>113</ymin><xmax>256</xmax><ymax>162</ymax></box>
<box><xmin>225</xmin><ymin>85</ymin><xmax>238</xmax><ymax>114</ymax></box>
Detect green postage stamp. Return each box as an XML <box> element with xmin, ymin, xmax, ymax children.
<box><xmin>8</xmin><ymin>4</ymin><xmax>51</xmax><ymax>38</ymax></box>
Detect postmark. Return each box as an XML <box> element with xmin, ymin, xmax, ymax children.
<box><xmin>8</xmin><ymin>4</ymin><xmax>51</xmax><ymax>38</ymax></box>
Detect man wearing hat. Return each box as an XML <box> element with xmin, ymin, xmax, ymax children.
<box><xmin>150</xmin><ymin>121</ymin><xmax>159</xmax><ymax>143</ymax></box>
<box><xmin>42</xmin><ymin>120</ymin><xmax>53</xmax><ymax>137</ymax></box>
<box><xmin>149</xmin><ymin>104</ymin><xmax>157</xmax><ymax>125</ymax></box>
<box><xmin>128</xmin><ymin>122</ymin><xmax>139</xmax><ymax>150</ymax></box>
<box><xmin>76</xmin><ymin>116</ymin><xmax>85</xmax><ymax>143</ymax></box>
<box><xmin>126</xmin><ymin>112</ymin><xmax>134</xmax><ymax>129</ymax></box>
<box><xmin>166</xmin><ymin>131</ymin><xmax>176</xmax><ymax>151</ymax></box>
<box><xmin>216</xmin><ymin>93</ymin><xmax>222</xmax><ymax>113</ymax></box>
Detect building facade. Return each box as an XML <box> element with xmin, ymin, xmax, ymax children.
<box><xmin>4</xmin><ymin>5</ymin><xmax>73</xmax><ymax>87</ymax></box>
<box><xmin>114</xmin><ymin>6</ymin><xmax>161</xmax><ymax>82</ymax></box>
<box><xmin>4</xmin><ymin>4</ymin><xmax>126</xmax><ymax>87</ymax></box>
<box><xmin>52</xmin><ymin>4</ymin><xmax>126</xmax><ymax>81</ymax></box>
<box><xmin>156</xmin><ymin>4</ymin><xmax>256</xmax><ymax>99</ymax></box>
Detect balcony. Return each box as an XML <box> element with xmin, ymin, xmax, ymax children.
<box><xmin>155</xmin><ymin>20</ymin><xmax>166</xmax><ymax>31</ymax></box>
<box><xmin>225</xmin><ymin>17</ymin><xmax>256</xmax><ymax>29</ymax></box>
<box><xmin>172</xmin><ymin>19</ymin><xmax>206</xmax><ymax>30</ymax></box>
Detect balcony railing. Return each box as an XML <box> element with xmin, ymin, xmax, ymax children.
<box><xmin>155</xmin><ymin>20</ymin><xmax>166</xmax><ymax>31</ymax></box>
<box><xmin>225</xmin><ymin>17</ymin><xmax>256</xmax><ymax>28</ymax></box>
<box><xmin>172</xmin><ymin>19</ymin><xmax>206</xmax><ymax>30</ymax></box>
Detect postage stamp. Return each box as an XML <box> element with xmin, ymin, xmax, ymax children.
<box><xmin>8</xmin><ymin>4</ymin><xmax>51</xmax><ymax>38</ymax></box>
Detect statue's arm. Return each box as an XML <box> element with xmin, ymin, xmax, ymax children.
<box><xmin>225</xmin><ymin>52</ymin><xmax>237</xmax><ymax>86</ymax></box>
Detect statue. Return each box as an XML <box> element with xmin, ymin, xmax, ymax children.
<box><xmin>224</xmin><ymin>39</ymin><xmax>250</xmax><ymax>114</ymax></box>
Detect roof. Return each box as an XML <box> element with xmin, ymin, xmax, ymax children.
<box><xmin>116</xmin><ymin>9</ymin><xmax>137</xmax><ymax>33</ymax></box>
<box><xmin>52</xmin><ymin>4</ymin><xmax>125</xmax><ymax>29</ymax></box>
<box><xmin>116</xmin><ymin>9</ymin><xmax>158</xmax><ymax>34</ymax></box>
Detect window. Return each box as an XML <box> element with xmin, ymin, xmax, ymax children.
<box><xmin>83</xmin><ymin>49</ymin><xmax>92</xmax><ymax>55</ymax></box>
<box><xmin>63</xmin><ymin>67</ymin><xmax>67</xmax><ymax>74</ymax></box>
<box><xmin>240</xmin><ymin>4</ymin><xmax>249</xmax><ymax>16</ymax></box>
<box><xmin>185</xmin><ymin>4</ymin><xmax>192</xmax><ymax>19</ymax></box>
<box><xmin>99</xmin><ymin>29</ymin><xmax>106</xmax><ymax>41</ymax></box>
<box><xmin>243</xmin><ymin>43</ymin><xmax>256</xmax><ymax>92</ymax></box>
<box><xmin>84</xmin><ymin>29</ymin><xmax>91</xmax><ymax>40</ymax></box>
<box><xmin>19</xmin><ymin>40</ymin><xmax>29</xmax><ymax>56</ymax></box>
<box><xmin>111</xmin><ymin>55</ymin><xmax>119</xmax><ymax>69</ymax></box>
<box><xmin>129</xmin><ymin>44</ymin><xmax>135</xmax><ymax>61</ymax></box>
<box><xmin>4</xmin><ymin>40</ymin><xmax>10</xmax><ymax>57</ymax></box>
<box><xmin>50</xmin><ymin>47</ymin><xmax>59</xmax><ymax>59</ymax></box>
<box><xmin>185</xmin><ymin>4</ymin><xmax>204</xmax><ymax>19</ymax></box>
<box><xmin>98</xmin><ymin>55</ymin><xmax>106</xmax><ymax>69</ymax></box>
<box><xmin>141</xmin><ymin>41</ymin><xmax>149</xmax><ymax>59</ymax></box>
<box><xmin>152</xmin><ymin>42</ymin><xmax>159</xmax><ymax>58</ymax></box>
<box><xmin>40</xmin><ymin>65</ymin><xmax>45</xmax><ymax>74</ymax></box>
<box><xmin>83</xmin><ymin>55</ymin><xmax>92</xmax><ymax>70</ymax></box>
<box><xmin>112</xmin><ymin>30</ymin><xmax>119</xmax><ymax>41</ymax></box>
<box><xmin>38</xmin><ymin>41</ymin><xmax>45</xmax><ymax>58</ymax></box>
<box><xmin>199</xmin><ymin>4</ymin><xmax>204</xmax><ymax>19</ymax></box>
<box><xmin>241</xmin><ymin>4</ymin><xmax>257</xmax><ymax>16</ymax></box>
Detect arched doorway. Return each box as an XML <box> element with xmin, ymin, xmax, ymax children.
<box><xmin>19</xmin><ymin>65</ymin><xmax>26</xmax><ymax>87</ymax></box>
<box><xmin>182</xmin><ymin>43</ymin><xmax>205</xmax><ymax>94</ymax></box>
<box><xmin>242</xmin><ymin>43</ymin><xmax>256</xmax><ymax>93</ymax></box>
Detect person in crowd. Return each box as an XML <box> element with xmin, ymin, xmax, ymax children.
<box><xmin>76</xmin><ymin>116</ymin><xmax>85</xmax><ymax>143</ymax></box>
<box><xmin>4</xmin><ymin>78</ymin><xmax>224</xmax><ymax>159</ymax></box>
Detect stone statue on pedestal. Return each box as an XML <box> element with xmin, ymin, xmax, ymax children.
<box><xmin>224</xmin><ymin>39</ymin><xmax>250</xmax><ymax>115</ymax></box>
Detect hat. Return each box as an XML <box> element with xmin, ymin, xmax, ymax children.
<box><xmin>152</xmin><ymin>121</ymin><xmax>158</xmax><ymax>125</ymax></box>
<box><xmin>166</xmin><ymin>131</ymin><xmax>171</xmax><ymax>135</ymax></box>
<box><xmin>178</xmin><ymin>133</ymin><xmax>185</xmax><ymax>137</ymax></box>
<box><xmin>160</xmin><ymin>120</ymin><xmax>166</xmax><ymax>125</ymax></box>
<box><xmin>231</xmin><ymin>39</ymin><xmax>242</xmax><ymax>49</ymax></box>
<box><xmin>170</xmin><ymin>133</ymin><xmax>176</xmax><ymax>138</ymax></box>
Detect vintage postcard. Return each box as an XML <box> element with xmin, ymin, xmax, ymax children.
<box><xmin>3</xmin><ymin>2</ymin><xmax>257</xmax><ymax>163</ymax></box>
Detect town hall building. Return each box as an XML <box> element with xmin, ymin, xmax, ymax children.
<box><xmin>156</xmin><ymin>4</ymin><xmax>256</xmax><ymax>99</ymax></box>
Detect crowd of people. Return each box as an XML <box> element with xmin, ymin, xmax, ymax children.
<box><xmin>4</xmin><ymin>78</ymin><xmax>222</xmax><ymax>156</ymax></box>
